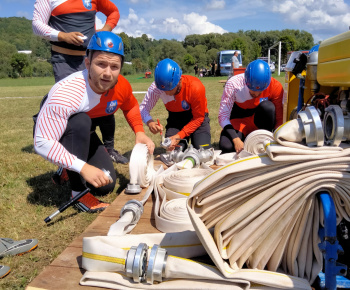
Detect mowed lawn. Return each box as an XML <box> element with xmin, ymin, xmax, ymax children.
<box><xmin>0</xmin><ymin>72</ymin><xmax>285</xmax><ymax>289</ymax></box>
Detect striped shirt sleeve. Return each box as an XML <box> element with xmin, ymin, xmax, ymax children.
<box><xmin>34</xmin><ymin>77</ymin><xmax>87</xmax><ymax>173</ymax></box>
<box><xmin>139</xmin><ymin>82</ymin><xmax>160</xmax><ymax>124</ymax></box>
<box><xmin>218</xmin><ymin>77</ymin><xmax>242</xmax><ymax>128</ymax></box>
<box><xmin>32</xmin><ymin>0</ymin><xmax>60</xmax><ymax>41</ymax></box>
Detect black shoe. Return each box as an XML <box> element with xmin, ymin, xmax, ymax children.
<box><xmin>107</xmin><ymin>149</ymin><xmax>128</xmax><ymax>164</ymax></box>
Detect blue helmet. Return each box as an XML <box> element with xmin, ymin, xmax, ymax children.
<box><xmin>155</xmin><ymin>58</ymin><xmax>182</xmax><ymax>91</ymax></box>
<box><xmin>87</xmin><ymin>31</ymin><xmax>124</xmax><ymax>58</ymax></box>
<box><xmin>245</xmin><ymin>59</ymin><xmax>271</xmax><ymax>91</ymax></box>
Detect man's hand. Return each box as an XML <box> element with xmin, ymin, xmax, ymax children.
<box><xmin>147</xmin><ymin>120</ymin><xmax>163</xmax><ymax>135</ymax></box>
<box><xmin>233</xmin><ymin>137</ymin><xmax>244</xmax><ymax>154</ymax></box>
<box><xmin>58</xmin><ymin>31</ymin><xmax>85</xmax><ymax>46</ymax></box>
<box><xmin>80</xmin><ymin>164</ymin><xmax>112</xmax><ymax>188</ymax></box>
<box><xmin>167</xmin><ymin>134</ymin><xmax>181</xmax><ymax>151</ymax></box>
<box><xmin>135</xmin><ymin>132</ymin><xmax>155</xmax><ymax>154</ymax></box>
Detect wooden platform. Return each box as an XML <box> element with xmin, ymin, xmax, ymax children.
<box><xmin>26</xmin><ymin>186</ymin><xmax>160</xmax><ymax>290</ymax></box>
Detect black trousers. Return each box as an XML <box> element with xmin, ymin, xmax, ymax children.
<box><xmin>165</xmin><ymin>110</ymin><xmax>212</xmax><ymax>151</ymax></box>
<box><xmin>59</xmin><ymin>113</ymin><xmax>116</xmax><ymax>194</ymax></box>
<box><xmin>219</xmin><ymin>100</ymin><xmax>276</xmax><ymax>153</ymax></box>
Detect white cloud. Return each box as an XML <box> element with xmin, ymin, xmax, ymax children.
<box><xmin>207</xmin><ymin>0</ymin><xmax>226</xmax><ymax>10</ymax></box>
<box><xmin>16</xmin><ymin>10</ymin><xmax>30</xmax><ymax>18</ymax></box>
<box><xmin>266</xmin><ymin>0</ymin><xmax>350</xmax><ymax>41</ymax></box>
<box><xmin>106</xmin><ymin>8</ymin><xmax>226</xmax><ymax>40</ymax></box>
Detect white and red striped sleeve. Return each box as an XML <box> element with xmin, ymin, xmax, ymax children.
<box><xmin>139</xmin><ymin>82</ymin><xmax>161</xmax><ymax>124</ymax></box>
<box><xmin>34</xmin><ymin>75</ymin><xmax>87</xmax><ymax>173</ymax></box>
<box><xmin>32</xmin><ymin>0</ymin><xmax>60</xmax><ymax>41</ymax></box>
<box><xmin>218</xmin><ymin>75</ymin><xmax>245</xmax><ymax>128</ymax></box>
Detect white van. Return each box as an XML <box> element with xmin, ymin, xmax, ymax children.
<box><xmin>216</xmin><ymin>50</ymin><xmax>242</xmax><ymax>76</ymax></box>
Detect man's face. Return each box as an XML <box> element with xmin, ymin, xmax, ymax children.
<box><xmin>85</xmin><ymin>51</ymin><xmax>122</xmax><ymax>94</ymax></box>
<box><xmin>249</xmin><ymin>89</ymin><xmax>263</xmax><ymax>98</ymax></box>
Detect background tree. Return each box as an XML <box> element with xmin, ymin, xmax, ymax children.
<box><xmin>11</xmin><ymin>53</ymin><xmax>29</xmax><ymax>77</ymax></box>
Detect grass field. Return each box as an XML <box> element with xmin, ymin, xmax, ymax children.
<box><xmin>0</xmin><ymin>72</ymin><xmax>285</xmax><ymax>289</ymax></box>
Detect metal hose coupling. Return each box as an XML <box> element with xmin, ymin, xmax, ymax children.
<box><xmin>323</xmin><ymin>105</ymin><xmax>346</xmax><ymax>146</ymax></box>
<box><xmin>120</xmin><ymin>200</ymin><xmax>144</xmax><ymax>225</ymax></box>
<box><xmin>297</xmin><ymin>106</ymin><xmax>324</xmax><ymax>146</ymax></box>
<box><xmin>125</xmin><ymin>243</ymin><xmax>168</xmax><ymax>284</ymax></box>
<box><xmin>125</xmin><ymin>243</ymin><xmax>148</xmax><ymax>282</ymax></box>
<box><xmin>147</xmin><ymin>244</ymin><xmax>167</xmax><ymax>284</ymax></box>
<box><xmin>125</xmin><ymin>183</ymin><xmax>142</xmax><ymax>194</ymax></box>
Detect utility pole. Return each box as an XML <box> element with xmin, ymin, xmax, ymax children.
<box><xmin>268</xmin><ymin>41</ymin><xmax>282</xmax><ymax>76</ymax></box>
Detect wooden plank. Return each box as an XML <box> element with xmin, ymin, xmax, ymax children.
<box><xmin>26</xmin><ymin>266</ymin><xmax>93</xmax><ymax>290</ymax></box>
<box><xmin>27</xmin><ymin>158</ymin><xmax>216</xmax><ymax>289</ymax></box>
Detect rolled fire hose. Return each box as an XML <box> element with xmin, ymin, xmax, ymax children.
<box><xmin>108</xmin><ymin>143</ymin><xmax>213</xmax><ymax>235</ymax></box>
<box><xmin>187</xmin><ymin>148</ymin><xmax>350</xmax><ymax>285</ymax></box>
<box><xmin>215</xmin><ymin>130</ymin><xmax>273</xmax><ymax>165</ymax></box>
<box><xmin>125</xmin><ymin>143</ymin><xmax>155</xmax><ymax>194</ymax></box>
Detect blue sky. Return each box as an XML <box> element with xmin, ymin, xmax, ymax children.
<box><xmin>1</xmin><ymin>0</ymin><xmax>350</xmax><ymax>43</ymax></box>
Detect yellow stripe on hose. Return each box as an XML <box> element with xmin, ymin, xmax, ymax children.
<box><xmin>83</xmin><ymin>252</ymin><xmax>125</xmax><ymax>265</ymax></box>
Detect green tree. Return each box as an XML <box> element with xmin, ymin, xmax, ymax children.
<box><xmin>0</xmin><ymin>40</ymin><xmax>17</xmax><ymax>78</ymax></box>
<box><xmin>11</xmin><ymin>53</ymin><xmax>29</xmax><ymax>77</ymax></box>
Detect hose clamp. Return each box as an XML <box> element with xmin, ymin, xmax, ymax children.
<box><xmin>120</xmin><ymin>200</ymin><xmax>144</xmax><ymax>225</ymax></box>
<box><xmin>297</xmin><ymin>106</ymin><xmax>324</xmax><ymax>146</ymax></box>
<box><xmin>146</xmin><ymin>244</ymin><xmax>168</xmax><ymax>284</ymax></box>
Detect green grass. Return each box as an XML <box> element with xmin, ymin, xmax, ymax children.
<box><xmin>0</xmin><ymin>72</ymin><xmax>285</xmax><ymax>289</ymax></box>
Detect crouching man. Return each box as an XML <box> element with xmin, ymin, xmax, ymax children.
<box><xmin>34</xmin><ymin>31</ymin><xmax>154</xmax><ymax>213</ymax></box>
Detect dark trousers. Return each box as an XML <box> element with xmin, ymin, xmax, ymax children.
<box><xmin>165</xmin><ymin>110</ymin><xmax>212</xmax><ymax>151</ymax></box>
<box><xmin>60</xmin><ymin>113</ymin><xmax>116</xmax><ymax>194</ymax></box>
<box><xmin>219</xmin><ymin>100</ymin><xmax>275</xmax><ymax>153</ymax></box>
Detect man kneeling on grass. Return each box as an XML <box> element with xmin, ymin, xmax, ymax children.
<box><xmin>33</xmin><ymin>31</ymin><xmax>154</xmax><ymax>213</ymax></box>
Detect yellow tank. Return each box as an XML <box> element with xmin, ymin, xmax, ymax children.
<box><xmin>317</xmin><ymin>30</ymin><xmax>350</xmax><ymax>87</ymax></box>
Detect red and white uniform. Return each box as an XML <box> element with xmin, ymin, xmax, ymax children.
<box><xmin>32</xmin><ymin>0</ymin><xmax>120</xmax><ymax>51</ymax></box>
<box><xmin>34</xmin><ymin>70</ymin><xmax>143</xmax><ymax>173</ymax></box>
<box><xmin>139</xmin><ymin>75</ymin><xmax>209</xmax><ymax>139</ymax></box>
<box><xmin>218</xmin><ymin>74</ymin><xmax>283</xmax><ymax>136</ymax></box>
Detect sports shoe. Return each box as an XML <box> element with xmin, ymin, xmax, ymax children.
<box><xmin>74</xmin><ymin>193</ymin><xmax>110</xmax><ymax>213</ymax></box>
<box><xmin>107</xmin><ymin>148</ymin><xmax>128</xmax><ymax>164</ymax></box>
<box><xmin>0</xmin><ymin>238</ymin><xmax>38</xmax><ymax>258</ymax></box>
<box><xmin>51</xmin><ymin>167</ymin><xmax>69</xmax><ymax>185</ymax></box>
<box><xmin>0</xmin><ymin>265</ymin><xmax>10</xmax><ymax>279</ymax></box>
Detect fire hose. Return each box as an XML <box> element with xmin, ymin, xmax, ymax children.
<box><xmin>81</xmin><ymin>108</ymin><xmax>350</xmax><ymax>289</ymax></box>
<box><xmin>108</xmin><ymin>143</ymin><xmax>213</xmax><ymax>235</ymax></box>
<box><xmin>81</xmin><ymin>233</ymin><xmax>311</xmax><ymax>289</ymax></box>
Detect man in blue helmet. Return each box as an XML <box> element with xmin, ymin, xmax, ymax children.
<box><xmin>140</xmin><ymin>58</ymin><xmax>212</xmax><ymax>151</ymax></box>
<box><xmin>34</xmin><ymin>31</ymin><xmax>155</xmax><ymax>213</ymax></box>
<box><xmin>218</xmin><ymin>59</ymin><xmax>283</xmax><ymax>153</ymax></box>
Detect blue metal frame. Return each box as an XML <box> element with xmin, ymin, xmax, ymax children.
<box><xmin>318</xmin><ymin>192</ymin><xmax>348</xmax><ymax>289</ymax></box>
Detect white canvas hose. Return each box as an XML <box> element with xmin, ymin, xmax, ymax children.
<box><xmin>153</xmin><ymin>165</ymin><xmax>213</xmax><ymax>233</ymax></box>
<box><xmin>81</xmin><ymin>233</ymin><xmax>311</xmax><ymax>289</ymax></box>
<box><xmin>128</xmin><ymin>143</ymin><xmax>155</xmax><ymax>188</ymax></box>
<box><xmin>108</xmin><ymin>143</ymin><xmax>213</xmax><ymax>235</ymax></box>
<box><xmin>243</xmin><ymin>129</ymin><xmax>274</xmax><ymax>154</ymax></box>
<box><xmin>187</xmin><ymin>150</ymin><xmax>350</xmax><ymax>285</ymax></box>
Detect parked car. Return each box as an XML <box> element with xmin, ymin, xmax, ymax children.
<box><xmin>280</xmin><ymin>64</ymin><xmax>287</xmax><ymax>72</ymax></box>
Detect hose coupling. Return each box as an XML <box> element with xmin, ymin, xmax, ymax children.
<box><xmin>120</xmin><ymin>200</ymin><xmax>144</xmax><ymax>225</ymax></box>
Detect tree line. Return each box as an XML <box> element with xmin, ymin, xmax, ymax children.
<box><xmin>0</xmin><ymin>17</ymin><xmax>315</xmax><ymax>79</ymax></box>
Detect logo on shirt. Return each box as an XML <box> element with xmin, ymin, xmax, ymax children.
<box><xmin>106</xmin><ymin>100</ymin><xmax>118</xmax><ymax>114</ymax></box>
<box><xmin>260</xmin><ymin>97</ymin><xmax>268</xmax><ymax>103</ymax></box>
<box><xmin>82</xmin><ymin>0</ymin><xmax>92</xmax><ymax>10</ymax></box>
<box><xmin>181</xmin><ymin>100</ymin><xmax>190</xmax><ymax>110</ymax></box>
